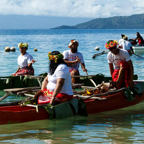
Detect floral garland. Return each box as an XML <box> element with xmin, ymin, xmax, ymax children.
<box><xmin>105</xmin><ymin>40</ymin><xmax>118</xmax><ymax>49</ymax></box>
<box><xmin>48</xmin><ymin>52</ymin><xmax>63</xmax><ymax>63</ymax></box>
<box><xmin>18</xmin><ymin>42</ymin><xmax>28</xmax><ymax>49</ymax></box>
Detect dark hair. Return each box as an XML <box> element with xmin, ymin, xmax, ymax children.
<box><xmin>121</xmin><ymin>34</ymin><xmax>125</xmax><ymax>38</ymax></box>
<box><xmin>49</xmin><ymin>51</ymin><xmax>67</xmax><ymax>75</ymax></box>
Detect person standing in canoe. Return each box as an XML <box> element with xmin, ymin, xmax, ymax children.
<box><xmin>35</xmin><ymin>51</ymin><xmax>73</xmax><ymax>105</ymax></box>
<box><xmin>118</xmin><ymin>35</ymin><xmax>134</xmax><ymax>56</ymax></box>
<box><xmin>12</xmin><ymin>42</ymin><xmax>35</xmax><ymax>76</ymax></box>
<box><xmin>63</xmin><ymin>40</ymin><xmax>87</xmax><ymax>83</ymax></box>
<box><xmin>105</xmin><ymin>40</ymin><xmax>134</xmax><ymax>89</ymax></box>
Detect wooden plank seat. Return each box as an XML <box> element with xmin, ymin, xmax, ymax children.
<box><xmin>4</xmin><ymin>87</ymin><xmax>40</xmax><ymax>93</ymax></box>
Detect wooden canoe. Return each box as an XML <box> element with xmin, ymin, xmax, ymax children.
<box><xmin>0</xmin><ymin>80</ymin><xmax>143</xmax><ymax>125</ymax></box>
<box><xmin>0</xmin><ymin>74</ymin><xmax>138</xmax><ymax>90</ymax></box>
<box><xmin>0</xmin><ymin>74</ymin><xmax>110</xmax><ymax>90</ymax></box>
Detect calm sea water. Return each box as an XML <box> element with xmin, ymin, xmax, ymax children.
<box><xmin>0</xmin><ymin>29</ymin><xmax>144</xmax><ymax>144</ymax></box>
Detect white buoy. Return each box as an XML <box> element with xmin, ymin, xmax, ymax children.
<box><xmin>4</xmin><ymin>47</ymin><xmax>10</xmax><ymax>52</ymax></box>
<box><xmin>10</xmin><ymin>47</ymin><xmax>16</xmax><ymax>52</ymax></box>
<box><xmin>94</xmin><ymin>46</ymin><xmax>100</xmax><ymax>51</ymax></box>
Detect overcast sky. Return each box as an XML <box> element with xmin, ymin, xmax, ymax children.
<box><xmin>0</xmin><ymin>0</ymin><xmax>144</xmax><ymax>18</ymax></box>
<box><xmin>0</xmin><ymin>0</ymin><xmax>144</xmax><ymax>29</ymax></box>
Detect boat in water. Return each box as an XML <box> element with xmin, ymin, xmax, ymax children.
<box><xmin>132</xmin><ymin>46</ymin><xmax>144</xmax><ymax>54</ymax></box>
<box><xmin>0</xmin><ymin>80</ymin><xmax>143</xmax><ymax>125</ymax></box>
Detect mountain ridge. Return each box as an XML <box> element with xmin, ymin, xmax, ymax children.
<box><xmin>54</xmin><ymin>14</ymin><xmax>144</xmax><ymax>29</ymax></box>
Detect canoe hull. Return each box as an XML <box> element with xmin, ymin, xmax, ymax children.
<box><xmin>0</xmin><ymin>106</ymin><xmax>49</xmax><ymax>125</ymax></box>
<box><xmin>132</xmin><ymin>46</ymin><xmax>144</xmax><ymax>54</ymax></box>
<box><xmin>0</xmin><ymin>81</ymin><xmax>144</xmax><ymax>125</ymax></box>
<box><xmin>85</xmin><ymin>90</ymin><xmax>144</xmax><ymax>114</ymax></box>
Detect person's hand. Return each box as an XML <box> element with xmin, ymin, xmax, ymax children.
<box><xmin>31</xmin><ymin>59</ymin><xmax>36</xmax><ymax>63</ymax></box>
<box><xmin>83</xmin><ymin>68</ymin><xmax>87</xmax><ymax>72</ymax></box>
<box><xmin>75</xmin><ymin>56</ymin><xmax>80</xmax><ymax>63</ymax></box>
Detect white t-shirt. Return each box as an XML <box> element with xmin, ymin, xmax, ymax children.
<box><xmin>63</xmin><ymin>50</ymin><xmax>84</xmax><ymax>70</ymax></box>
<box><xmin>119</xmin><ymin>39</ymin><xmax>124</xmax><ymax>46</ymax></box>
<box><xmin>107</xmin><ymin>49</ymin><xmax>131</xmax><ymax>69</ymax></box>
<box><xmin>119</xmin><ymin>40</ymin><xmax>132</xmax><ymax>51</ymax></box>
<box><xmin>17</xmin><ymin>52</ymin><xmax>33</xmax><ymax>68</ymax></box>
<box><xmin>47</xmin><ymin>64</ymin><xmax>73</xmax><ymax>95</ymax></box>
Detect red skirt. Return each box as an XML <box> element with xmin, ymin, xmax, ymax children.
<box><xmin>12</xmin><ymin>67</ymin><xmax>34</xmax><ymax>76</ymax></box>
<box><xmin>112</xmin><ymin>61</ymin><xmax>130</xmax><ymax>88</ymax></box>
<box><xmin>37</xmin><ymin>89</ymin><xmax>73</xmax><ymax>105</ymax></box>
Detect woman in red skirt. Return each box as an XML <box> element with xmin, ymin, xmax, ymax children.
<box><xmin>105</xmin><ymin>40</ymin><xmax>134</xmax><ymax>89</ymax></box>
<box><xmin>12</xmin><ymin>43</ymin><xmax>35</xmax><ymax>76</ymax></box>
<box><xmin>35</xmin><ymin>51</ymin><xmax>73</xmax><ymax>105</ymax></box>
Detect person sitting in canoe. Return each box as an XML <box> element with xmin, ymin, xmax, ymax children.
<box><xmin>118</xmin><ymin>35</ymin><xmax>134</xmax><ymax>56</ymax></box>
<box><xmin>105</xmin><ymin>40</ymin><xmax>134</xmax><ymax>89</ymax></box>
<box><xmin>34</xmin><ymin>51</ymin><xmax>73</xmax><ymax>105</ymax></box>
<box><xmin>135</xmin><ymin>32</ymin><xmax>144</xmax><ymax>46</ymax></box>
<box><xmin>63</xmin><ymin>39</ymin><xmax>87</xmax><ymax>83</ymax></box>
<box><xmin>12</xmin><ymin>42</ymin><xmax>35</xmax><ymax>76</ymax></box>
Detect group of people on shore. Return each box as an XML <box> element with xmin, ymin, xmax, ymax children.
<box><xmin>12</xmin><ymin>32</ymin><xmax>143</xmax><ymax>105</ymax></box>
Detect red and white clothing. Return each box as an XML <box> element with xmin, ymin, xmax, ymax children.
<box><xmin>47</xmin><ymin>64</ymin><xmax>73</xmax><ymax>95</ymax></box>
<box><xmin>17</xmin><ymin>52</ymin><xmax>33</xmax><ymax>68</ymax></box>
<box><xmin>63</xmin><ymin>50</ymin><xmax>84</xmax><ymax>71</ymax></box>
<box><xmin>12</xmin><ymin>67</ymin><xmax>34</xmax><ymax>76</ymax></box>
<box><xmin>38</xmin><ymin>64</ymin><xmax>73</xmax><ymax>104</ymax></box>
<box><xmin>12</xmin><ymin>52</ymin><xmax>34</xmax><ymax>76</ymax></box>
<box><xmin>107</xmin><ymin>49</ymin><xmax>131</xmax><ymax>69</ymax></box>
<box><xmin>107</xmin><ymin>49</ymin><xmax>131</xmax><ymax>88</ymax></box>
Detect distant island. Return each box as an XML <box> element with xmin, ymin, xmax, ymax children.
<box><xmin>53</xmin><ymin>14</ymin><xmax>144</xmax><ymax>29</ymax></box>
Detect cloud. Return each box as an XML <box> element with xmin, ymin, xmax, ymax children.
<box><xmin>0</xmin><ymin>0</ymin><xmax>144</xmax><ymax>18</ymax></box>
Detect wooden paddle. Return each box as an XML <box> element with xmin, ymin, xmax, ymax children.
<box><xmin>92</xmin><ymin>47</ymin><xmax>108</xmax><ymax>59</ymax></box>
<box><xmin>74</xmin><ymin>94</ymin><xmax>106</xmax><ymax>100</ymax></box>
<box><xmin>92</xmin><ymin>51</ymin><xmax>108</xmax><ymax>59</ymax></box>
<box><xmin>0</xmin><ymin>87</ymin><xmax>40</xmax><ymax>102</ymax></box>
<box><xmin>0</xmin><ymin>92</ymin><xmax>10</xmax><ymax>102</ymax></box>
<box><xmin>78</xmin><ymin>57</ymin><xmax>97</xmax><ymax>87</ymax></box>
<box><xmin>4</xmin><ymin>86</ymin><xmax>40</xmax><ymax>93</ymax></box>
<box><xmin>133</xmin><ymin>53</ymin><xmax>144</xmax><ymax>59</ymax></box>
<box><xmin>85</xmin><ymin>72</ymin><xmax>97</xmax><ymax>87</ymax></box>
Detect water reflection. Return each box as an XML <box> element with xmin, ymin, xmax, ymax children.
<box><xmin>0</xmin><ymin>106</ymin><xmax>144</xmax><ymax>144</ymax></box>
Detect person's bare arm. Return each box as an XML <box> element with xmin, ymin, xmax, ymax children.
<box><xmin>41</xmin><ymin>76</ymin><xmax>48</xmax><ymax>90</ymax></box>
<box><xmin>109</xmin><ymin>63</ymin><xmax>114</xmax><ymax>77</ymax></box>
<box><xmin>28</xmin><ymin>59</ymin><xmax>36</xmax><ymax>67</ymax></box>
<box><xmin>127</xmin><ymin>60</ymin><xmax>134</xmax><ymax>83</ymax></box>
<box><xmin>64</xmin><ymin>58</ymin><xmax>79</xmax><ymax>67</ymax></box>
<box><xmin>80</xmin><ymin>63</ymin><xmax>87</xmax><ymax>72</ymax></box>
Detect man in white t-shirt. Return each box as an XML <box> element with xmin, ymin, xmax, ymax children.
<box><xmin>119</xmin><ymin>35</ymin><xmax>134</xmax><ymax>56</ymax></box>
<box><xmin>63</xmin><ymin>40</ymin><xmax>87</xmax><ymax>83</ymax></box>
<box><xmin>105</xmin><ymin>40</ymin><xmax>134</xmax><ymax>88</ymax></box>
